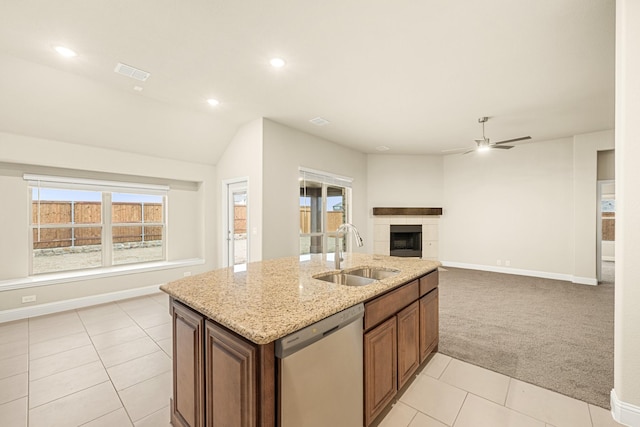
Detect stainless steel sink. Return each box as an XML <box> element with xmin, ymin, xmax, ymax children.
<box><xmin>313</xmin><ymin>272</ymin><xmax>377</xmax><ymax>286</ymax></box>
<box><xmin>313</xmin><ymin>266</ymin><xmax>400</xmax><ymax>286</ymax></box>
<box><xmin>346</xmin><ymin>267</ymin><xmax>400</xmax><ymax>280</ymax></box>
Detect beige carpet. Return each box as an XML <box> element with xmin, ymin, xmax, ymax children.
<box><xmin>438</xmin><ymin>264</ymin><xmax>614</xmax><ymax>409</ymax></box>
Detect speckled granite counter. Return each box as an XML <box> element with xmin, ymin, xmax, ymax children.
<box><xmin>160</xmin><ymin>253</ymin><xmax>439</xmax><ymax>344</ymax></box>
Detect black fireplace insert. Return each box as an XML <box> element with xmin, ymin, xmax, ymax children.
<box><xmin>390</xmin><ymin>225</ymin><xmax>422</xmax><ymax>257</ymax></box>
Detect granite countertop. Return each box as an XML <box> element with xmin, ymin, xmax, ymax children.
<box><xmin>160</xmin><ymin>253</ymin><xmax>440</xmax><ymax>345</ymax></box>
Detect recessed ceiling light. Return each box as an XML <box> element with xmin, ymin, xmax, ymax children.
<box><xmin>207</xmin><ymin>98</ymin><xmax>220</xmax><ymax>107</ymax></box>
<box><xmin>375</xmin><ymin>146</ymin><xmax>390</xmax><ymax>152</ymax></box>
<box><xmin>54</xmin><ymin>46</ymin><xmax>77</xmax><ymax>58</ymax></box>
<box><xmin>270</xmin><ymin>57</ymin><xmax>286</xmax><ymax>68</ymax></box>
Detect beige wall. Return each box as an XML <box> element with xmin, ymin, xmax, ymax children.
<box><xmin>441</xmin><ymin>137</ymin><xmax>576</xmax><ymax>277</ymax></box>
<box><xmin>216</xmin><ymin>118</ymin><xmax>264</xmax><ymax>264</ymax></box>
<box><xmin>262</xmin><ymin>119</ymin><xmax>368</xmax><ymax>259</ymax></box>
<box><xmin>0</xmin><ymin>131</ymin><xmax>216</xmax><ymax>311</ymax></box>
<box><xmin>614</xmin><ymin>0</ymin><xmax>640</xmax><ymax>421</ymax></box>
<box><xmin>366</xmin><ymin>154</ymin><xmax>444</xmax><ymax>208</ymax></box>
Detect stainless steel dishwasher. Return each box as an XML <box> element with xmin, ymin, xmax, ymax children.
<box><xmin>276</xmin><ymin>303</ymin><xmax>364</xmax><ymax>427</ymax></box>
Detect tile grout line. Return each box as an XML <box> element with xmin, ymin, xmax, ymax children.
<box><xmin>27</xmin><ymin>379</ymin><xmax>113</xmax><ymax>411</ymax></box>
<box><xmin>586</xmin><ymin>403</ymin><xmax>596</xmax><ymax>427</ymax></box>
<box><xmin>449</xmin><ymin>391</ymin><xmax>469</xmax><ymax>427</ymax></box>
<box><xmin>78</xmin><ymin>299</ymin><xmax>172</xmax><ymax>425</ymax></box>
<box><xmin>76</xmin><ymin>304</ymin><xmax>137</xmax><ymax>427</ymax></box>
<box><xmin>29</xmin><ymin>349</ymin><xmax>99</xmax><ymax>382</ymax></box>
<box><xmin>77</xmin><ymin>407</ymin><xmax>128</xmax><ymax>427</ymax></box>
<box><xmin>496</xmin><ymin>380</ymin><xmax>563</xmax><ymax>426</ymax></box>
<box><xmin>502</xmin><ymin>376</ymin><xmax>512</xmax><ymax>406</ymax></box>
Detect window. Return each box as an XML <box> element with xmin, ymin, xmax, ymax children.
<box><xmin>27</xmin><ymin>174</ymin><xmax>167</xmax><ymax>275</ymax></box>
<box><xmin>299</xmin><ymin>168</ymin><xmax>352</xmax><ymax>256</ymax></box>
<box><xmin>602</xmin><ymin>199</ymin><xmax>615</xmax><ymax>241</ymax></box>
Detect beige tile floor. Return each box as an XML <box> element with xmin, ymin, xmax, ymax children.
<box><xmin>0</xmin><ymin>293</ymin><xmax>625</xmax><ymax>427</ymax></box>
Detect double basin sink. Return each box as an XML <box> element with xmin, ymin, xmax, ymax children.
<box><xmin>313</xmin><ymin>266</ymin><xmax>400</xmax><ymax>286</ymax></box>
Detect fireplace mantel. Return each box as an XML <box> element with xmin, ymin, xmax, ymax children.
<box><xmin>372</xmin><ymin>207</ymin><xmax>443</xmax><ymax>216</ymax></box>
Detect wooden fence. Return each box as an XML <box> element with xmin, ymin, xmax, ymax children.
<box><xmin>232</xmin><ymin>206</ymin><xmax>344</xmax><ymax>235</ymax></box>
<box><xmin>234</xmin><ymin>205</ymin><xmax>247</xmax><ymax>234</ymax></box>
<box><xmin>603</xmin><ymin>212</ymin><xmax>615</xmax><ymax>241</ymax></box>
<box><xmin>299</xmin><ymin>207</ymin><xmax>345</xmax><ymax>234</ymax></box>
<box><xmin>32</xmin><ymin>201</ymin><xmax>163</xmax><ymax>249</ymax></box>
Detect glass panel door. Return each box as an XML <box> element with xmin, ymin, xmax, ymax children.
<box><xmin>228</xmin><ymin>181</ymin><xmax>248</xmax><ymax>266</ymax></box>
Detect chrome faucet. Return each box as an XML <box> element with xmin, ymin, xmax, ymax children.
<box><xmin>335</xmin><ymin>223</ymin><xmax>364</xmax><ymax>269</ymax></box>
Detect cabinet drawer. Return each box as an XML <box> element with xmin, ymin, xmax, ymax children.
<box><xmin>365</xmin><ymin>280</ymin><xmax>419</xmax><ymax>331</ymax></box>
<box><xmin>419</xmin><ymin>270</ymin><xmax>438</xmax><ymax>297</ymax></box>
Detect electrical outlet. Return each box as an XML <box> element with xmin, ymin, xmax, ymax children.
<box><xmin>505</xmin><ymin>260</ymin><xmax>511</xmax><ymax>267</ymax></box>
<box><xmin>497</xmin><ymin>259</ymin><xmax>502</xmax><ymax>266</ymax></box>
<box><xmin>183</xmin><ymin>271</ymin><xmax>192</xmax><ymax>277</ymax></box>
<box><xmin>22</xmin><ymin>295</ymin><xmax>36</xmax><ymax>303</ymax></box>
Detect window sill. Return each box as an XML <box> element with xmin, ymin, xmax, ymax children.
<box><xmin>0</xmin><ymin>258</ymin><xmax>205</xmax><ymax>291</ymax></box>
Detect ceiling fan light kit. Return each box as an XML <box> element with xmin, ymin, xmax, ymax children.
<box><xmin>464</xmin><ymin>117</ymin><xmax>532</xmax><ymax>154</ymax></box>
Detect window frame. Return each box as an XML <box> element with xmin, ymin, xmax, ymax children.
<box><xmin>299</xmin><ymin>168</ymin><xmax>353</xmax><ymax>256</ymax></box>
<box><xmin>25</xmin><ymin>174</ymin><xmax>168</xmax><ymax>276</ymax></box>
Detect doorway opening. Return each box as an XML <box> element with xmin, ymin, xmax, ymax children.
<box><xmin>225</xmin><ymin>180</ymin><xmax>248</xmax><ymax>267</ymax></box>
<box><xmin>597</xmin><ymin>180</ymin><xmax>615</xmax><ymax>284</ymax></box>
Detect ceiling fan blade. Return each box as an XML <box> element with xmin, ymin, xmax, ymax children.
<box><xmin>463</xmin><ymin>148</ymin><xmax>476</xmax><ymax>155</ymax></box>
<box><xmin>491</xmin><ymin>145</ymin><xmax>514</xmax><ymax>150</ymax></box>
<box><xmin>493</xmin><ymin>136</ymin><xmax>531</xmax><ymax>145</ymax></box>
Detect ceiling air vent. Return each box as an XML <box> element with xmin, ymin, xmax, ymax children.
<box><xmin>114</xmin><ymin>62</ymin><xmax>151</xmax><ymax>82</ymax></box>
<box><xmin>309</xmin><ymin>117</ymin><xmax>330</xmax><ymax>126</ymax></box>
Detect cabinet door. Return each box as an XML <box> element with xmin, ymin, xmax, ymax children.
<box><xmin>419</xmin><ymin>288</ymin><xmax>439</xmax><ymax>363</ymax></box>
<box><xmin>171</xmin><ymin>301</ymin><xmax>204</xmax><ymax>427</ymax></box>
<box><xmin>205</xmin><ymin>321</ymin><xmax>257</xmax><ymax>427</ymax></box>
<box><xmin>364</xmin><ymin>317</ymin><xmax>397</xmax><ymax>426</ymax></box>
<box><xmin>397</xmin><ymin>301</ymin><xmax>420</xmax><ymax>389</ymax></box>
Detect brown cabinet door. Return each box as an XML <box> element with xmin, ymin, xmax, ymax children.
<box><xmin>364</xmin><ymin>317</ymin><xmax>397</xmax><ymax>426</ymax></box>
<box><xmin>397</xmin><ymin>301</ymin><xmax>420</xmax><ymax>389</ymax></box>
<box><xmin>171</xmin><ymin>301</ymin><xmax>205</xmax><ymax>427</ymax></box>
<box><xmin>419</xmin><ymin>288</ymin><xmax>439</xmax><ymax>363</ymax></box>
<box><xmin>205</xmin><ymin>321</ymin><xmax>257</xmax><ymax>427</ymax></box>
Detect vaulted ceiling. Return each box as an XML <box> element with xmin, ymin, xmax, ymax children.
<box><xmin>0</xmin><ymin>0</ymin><xmax>615</xmax><ymax>165</ymax></box>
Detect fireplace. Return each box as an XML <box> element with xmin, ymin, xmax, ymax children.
<box><xmin>390</xmin><ymin>225</ymin><xmax>422</xmax><ymax>257</ymax></box>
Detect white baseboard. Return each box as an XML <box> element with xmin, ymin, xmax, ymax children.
<box><xmin>611</xmin><ymin>388</ymin><xmax>640</xmax><ymax>426</ymax></box>
<box><xmin>440</xmin><ymin>261</ymin><xmax>598</xmax><ymax>286</ymax></box>
<box><xmin>0</xmin><ymin>284</ymin><xmax>163</xmax><ymax>323</ymax></box>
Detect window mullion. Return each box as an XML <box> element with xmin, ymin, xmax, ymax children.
<box><xmin>162</xmin><ymin>195</ymin><xmax>167</xmax><ymax>261</ymax></box>
<box><xmin>28</xmin><ymin>188</ymin><xmax>34</xmax><ymax>275</ymax></box>
<box><xmin>322</xmin><ymin>183</ymin><xmax>327</xmax><ymax>255</ymax></box>
<box><xmin>103</xmin><ymin>192</ymin><xmax>112</xmax><ymax>266</ymax></box>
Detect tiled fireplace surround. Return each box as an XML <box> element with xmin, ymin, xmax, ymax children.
<box><xmin>372</xmin><ymin>211</ymin><xmax>440</xmax><ymax>261</ymax></box>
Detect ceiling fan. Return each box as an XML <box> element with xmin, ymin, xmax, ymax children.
<box><xmin>463</xmin><ymin>117</ymin><xmax>531</xmax><ymax>154</ymax></box>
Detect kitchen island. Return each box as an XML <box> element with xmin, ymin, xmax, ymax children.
<box><xmin>161</xmin><ymin>253</ymin><xmax>440</xmax><ymax>427</ymax></box>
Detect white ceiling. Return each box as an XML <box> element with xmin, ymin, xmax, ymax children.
<box><xmin>0</xmin><ymin>0</ymin><xmax>615</xmax><ymax>165</ymax></box>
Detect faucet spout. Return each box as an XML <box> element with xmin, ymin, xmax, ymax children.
<box><xmin>335</xmin><ymin>223</ymin><xmax>364</xmax><ymax>269</ymax></box>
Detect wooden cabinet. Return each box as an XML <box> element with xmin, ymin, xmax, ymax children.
<box><xmin>363</xmin><ymin>271</ymin><xmax>439</xmax><ymax>426</ymax></box>
<box><xmin>420</xmin><ymin>288</ymin><xmax>439</xmax><ymax>362</ymax></box>
<box><xmin>397</xmin><ymin>301</ymin><xmax>420</xmax><ymax>389</ymax></box>
<box><xmin>171</xmin><ymin>301</ymin><xmax>205</xmax><ymax>427</ymax></box>
<box><xmin>205</xmin><ymin>321</ymin><xmax>257</xmax><ymax>427</ymax></box>
<box><xmin>364</xmin><ymin>317</ymin><xmax>397</xmax><ymax>427</ymax></box>
<box><xmin>170</xmin><ymin>299</ymin><xmax>275</xmax><ymax>427</ymax></box>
